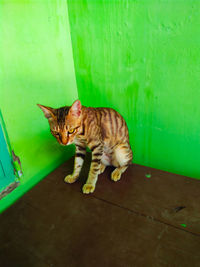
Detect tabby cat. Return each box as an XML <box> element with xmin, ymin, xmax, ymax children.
<box><xmin>38</xmin><ymin>100</ymin><xmax>133</xmax><ymax>194</ymax></box>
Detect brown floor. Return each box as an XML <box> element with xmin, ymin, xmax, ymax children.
<box><xmin>1</xmin><ymin>154</ymin><xmax>200</xmax><ymax>267</ymax></box>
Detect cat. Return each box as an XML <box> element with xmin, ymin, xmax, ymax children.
<box><xmin>37</xmin><ymin>100</ymin><xmax>133</xmax><ymax>194</ymax></box>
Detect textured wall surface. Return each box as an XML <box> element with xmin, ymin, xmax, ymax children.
<box><xmin>1</xmin><ymin>0</ymin><xmax>200</xmax><ymax>212</ymax></box>
<box><xmin>0</xmin><ymin>0</ymin><xmax>77</xmax><ymax>211</ymax></box>
<box><xmin>68</xmin><ymin>0</ymin><xmax>200</xmax><ymax>179</ymax></box>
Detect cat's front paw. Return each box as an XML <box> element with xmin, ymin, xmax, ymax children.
<box><xmin>64</xmin><ymin>174</ymin><xmax>77</xmax><ymax>184</ymax></box>
<box><xmin>82</xmin><ymin>183</ymin><xmax>95</xmax><ymax>194</ymax></box>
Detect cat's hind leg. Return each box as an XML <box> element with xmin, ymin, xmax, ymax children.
<box><xmin>111</xmin><ymin>165</ymin><xmax>129</xmax><ymax>182</ymax></box>
<box><xmin>111</xmin><ymin>143</ymin><xmax>132</xmax><ymax>182</ymax></box>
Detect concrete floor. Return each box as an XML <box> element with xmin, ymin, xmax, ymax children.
<box><xmin>1</xmin><ymin>155</ymin><xmax>200</xmax><ymax>267</ymax></box>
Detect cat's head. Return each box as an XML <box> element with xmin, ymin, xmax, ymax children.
<box><xmin>37</xmin><ymin>100</ymin><xmax>82</xmax><ymax>145</ymax></box>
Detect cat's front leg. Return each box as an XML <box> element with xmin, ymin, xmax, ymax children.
<box><xmin>64</xmin><ymin>144</ymin><xmax>86</xmax><ymax>184</ymax></box>
<box><xmin>82</xmin><ymin>143</ymin><xmax>103</xmax><ymax>194</ymax></box>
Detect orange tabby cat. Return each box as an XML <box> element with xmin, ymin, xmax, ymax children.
<box><xmin>38</xmin><ymin>100</ymin><xmax>133</xmax><ymax>194</ymax></box>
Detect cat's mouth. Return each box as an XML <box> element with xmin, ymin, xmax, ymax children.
<box><xmin>60</xmin><ymin>142</ymin><xmax>68</xmax><ymax>146</ymax></box>
<box><xmin>59</xmin><ymin>140</ymin><xmax>73</xmax><ymax>146</ymax></box>
<box><xmin>56</xmin><ymin>135</ymin><xmax>71</xmax><ymax>146</ymax></box>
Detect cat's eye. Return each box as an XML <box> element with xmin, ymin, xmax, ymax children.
<box><xmin>51</xmin><ymin>130</ymin><xmax>59</xmax><ymax>136</ymax></box>
<box><xmin>68</xmin><ymin>128</ymin><xmax>75</xmax><ymax>134</ymax></box>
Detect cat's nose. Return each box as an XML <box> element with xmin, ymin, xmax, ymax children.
<box><xmin>62</xmin><ymin>142</ymin><xmax>68</xmax><ymax>146</ymax></box>
<box><xmin>61</xmin><ymin>134</ymin><xmax>68</xmax><ymax>145</ymax></box>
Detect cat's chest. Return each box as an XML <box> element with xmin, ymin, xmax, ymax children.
<box><xmin>74</xmin><ymin>135</ymin><xmax>87</xmax><ymax>145</ymax></box>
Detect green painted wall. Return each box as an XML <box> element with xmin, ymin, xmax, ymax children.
<box><xmin>68</xmin><ymin>0</ymin><xmax>200</xmax><ymax>179</ymax></box>
<box><xmin>0</xmin><ymin>0</ymin><xmax>77</xmax><ymax>212</ymax></box>
<box><xmin>1</xmin><ymin>0</ymin><xmax>200</xmax><ymax>212</ymax></box>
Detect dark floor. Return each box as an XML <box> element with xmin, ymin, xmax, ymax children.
<box><xmin>1</xmin><ymin>154</ymin><xmax>200</xmax><ymax>267</ymax></box>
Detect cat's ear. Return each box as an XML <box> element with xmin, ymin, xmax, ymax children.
<box><xmin>69</xmin><ymin>100</ymin><xmax>82</xmax><ymax>117</ymax></box>
<box><xmin>37</xmin><ymin>104</ymin><xmax>55</xmax><ymax>119</ymax></box>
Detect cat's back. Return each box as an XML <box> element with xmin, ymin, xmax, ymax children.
<box><xmin>83</xmin><ymin>106</ymin><xmax>129</xmax><ymax>142</ymax></box>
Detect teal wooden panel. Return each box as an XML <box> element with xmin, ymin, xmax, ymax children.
<box><xmin>0</xmin><ymin>124</ymin><xmax>15</xmax><ymax>190</ymax></box>
<box><xmin>0</xmin><ymin>161</ymin><xmax>5</xmax><ymax>179</ymax></box>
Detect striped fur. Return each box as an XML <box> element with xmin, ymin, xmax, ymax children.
<box><xmin>38</xmin><ymin>100</ymin><xmax>133</xmax><ymax>194</ymax></box>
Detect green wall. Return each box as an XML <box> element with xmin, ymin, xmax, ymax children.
<box><xmin>0</xmin><ymin>0</ymin><xmax>77</xmax><ymax>212</ymax></box>
<box><xmin>1</xmin><ymin>0</ymin><xmax>200</xmax><ymax>212</ymax></box>
<box><xmin>68</xmin><ymin>0</ymin><xmax>200</xmax><ymax>179</ymax></box>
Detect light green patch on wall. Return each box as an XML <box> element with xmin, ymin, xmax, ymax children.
<box><xmin>0</xmin><ymin>0</ymin><xmax>77</xmax><ymax>212</ymax></box>
<box><xmin>68</xmin><ymin>0</ymin><xmax>200</xmax><ymax>179</ymax></box>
